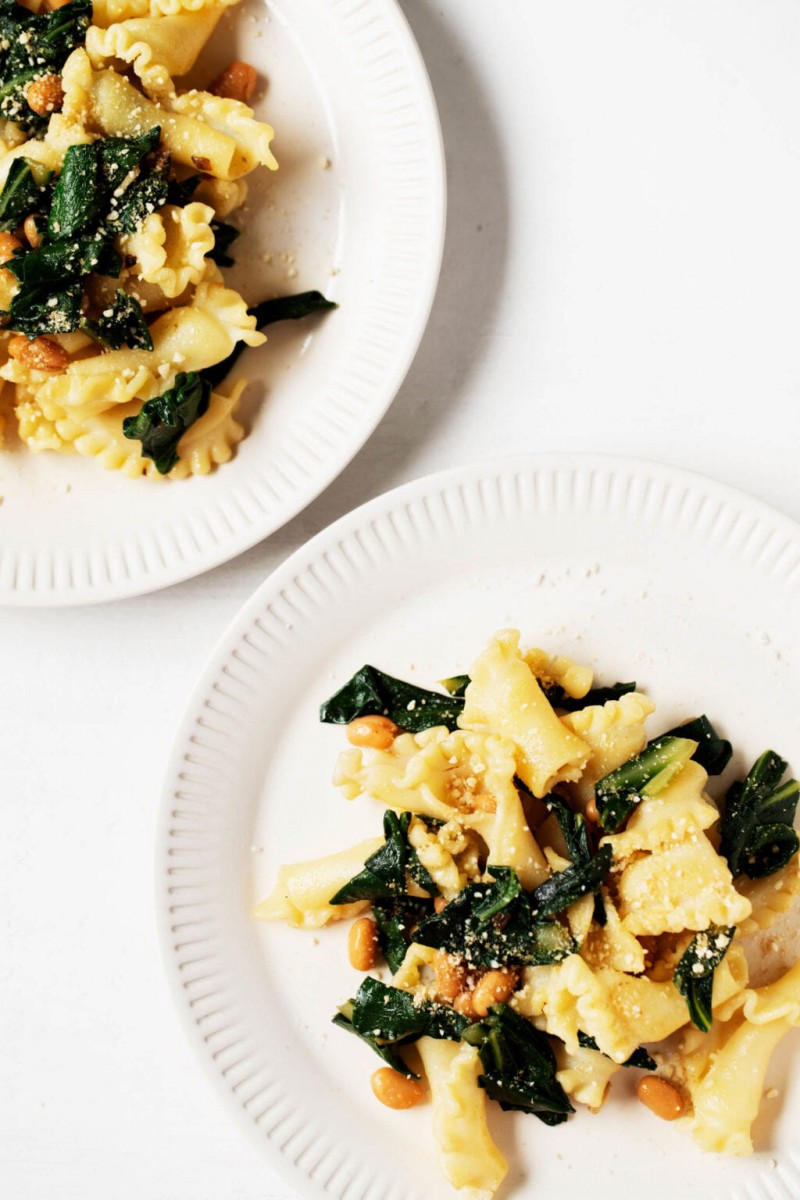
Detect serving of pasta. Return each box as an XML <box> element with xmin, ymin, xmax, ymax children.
<box><xmin>256</xmin><ymin>628</ymin><xmax>800</xmax><ymax>1200</ymax></box>
<box><xmin>0</xmin><ymin>0</ymin><xmax>333</xmax><ymax>479</ymax></box>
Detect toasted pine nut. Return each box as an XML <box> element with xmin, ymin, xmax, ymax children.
<box><xmin>25</xmin><ymin>74</ymin><xmax>64</xmax><ymax>116</ymax></box>
<box><xmin>210</xmin><ymin>60</ymin><xmax>258</xmax><ymax>103</ymax></box>
<box><xmin>347</xmin><ymin>917</ymin><xmax>378</xmax><ymax>971</ymax></box>
<box><xmin>371</xmin><ymin>1067</ymin><xmax>424</xmax><ymax>1110</ymax></box>
<box><xmin>433</xmin><ymin>950</ymin><xmax>466</xmax><ymax>1002</ymax></box>
<box><xmin>637</xmin><ymin>1076</ymin><xmax>685</xmax><ymax>1121</ymax></box>
<box><xmin>585</xmin><ymin>797</ymin><xmax>600</xmax><ymax>824</ymax></box>
<box><xmin>23</xmin><ymin>214</ymin><xmax>43</xmax><ymax>249</ymax></box>
<box><xmin>0</xmin><ymin>232</ymin><xmax>22</xmax><ymax>265</ymax></box>
<box><xmin>8</xmin><ymin>334</ymin><xmax>69</xmax><ymax>373</ymax></box>
<box><xmin>346</xmin><ymin>714</ymin><xmax>399</xmax><ymax>750</ymax></box>
<box><xmin>434</xmin><ymin>896</ymin><xmax>448</xmax><ymax>914</ymax></box>
<box><xmin>453</xmin><ymin>990</ymin><xmax>478</xmax><ymax>1020</ymax></box>
<box><xmin>472</xmin><ymin>969</ymin><xmax>517</xmax><ymax>1017</ymax></box>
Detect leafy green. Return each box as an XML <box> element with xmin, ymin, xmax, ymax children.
<box><xmin>673</xmin><ymin>926</ymin><xmax>735</xmax><ymax>1032</ymax></box>
<box><xmin>320</xmin><ymin>665</ymin><xmax>464</xmax><ymax>733</ymax></box>
<box><xmin>201</xmin><ymin>290</ymin><xmax>337</xmax><ymax>390</ymax></box>
<box><xmin>543</xmin><ymin>680</ymin><xmax>637</xmax><ymax>712</ymax></box>
<box><xmin>595</xmin><ymin>735</ymin><xmax>698</xmax><ymax>832</ymax></box>
<box><xmin>463</xmin><ymin>1004</ymin><xmax>574</xmax><ymax>1124</ymax></box>
<box><xmin>48</xmin><ymin>142</ymin><xmax>102</xmax><ymax>238</ymax></box>
<box><xmin>544</xmin><ymin>795</ymin><xmax>592</xmax><ymax>865</ymax></box>
<box><xmin>440</xmin><ymin>674</ymin><xmax>470</xmax><ymax>697</ymax></box>
<box><xmin>333</xmin><ymin>978</ymin><xmax>468</xmax><ymax>1077</ymax></box>
<box><xmin>576</xmin><ymin>1031</ymin><xmax>656</xmax><ymax>1070</ymax></box>
<box><xmin>719</xmin><ymin>751</ymin><xmax>800</xmax><ymax>879</ymax></box>
<box><xmin>529</xmin><ymin>845</ymin><xmax>613</xmax><ymax>919</ymax></box>
<box><xmin>330</xmin><ymin>811</ymin><xmax>439</xmax><ymax>905</ymax></box>
<box><xmin>209</xmin><ymin>220</ymin><xmax>239</xmax><ymax>266</ymax></box>
<box><xmin>372</xmin><ymin>895</ymin><xmax>432</xmax><ymax>973</ymax></box>
<box><xmin>661</xmin><ymin>715</ymin><xmax>732</xmax><ymax>776</ymax></box>
<box><xmin>0</xmin><ymin>158</ymin><xmax>51</xmax><ymax>232</ymax></box>
<box><xmin>4</xmin><ymin>279</ymin><xmax>82</xmax><ymax>337</ymax></box>
<box><xmin>0</xmin><ymin>0</ymin><xmax>90</xmax><ymax>133</ymax></box>
<box><xmin>414</xmin><ymin>866</ymin><xmax>577</xmax><ymax>969</ymax></box>
<box><xmin>121</xmin><ymin>371</ymin><xmax>211</xmax><ymax>475</ymax></box>
<box><xmin>166</xmin><ymin>173</ymin><xmax>201</xmax><ymax>206</ymax></box>
<box><xmin>82</xmin><ymin>288</ymin><xmax>152</xmax><ymax>351</ymax></box>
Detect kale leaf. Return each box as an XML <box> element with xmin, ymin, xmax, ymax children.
<box><xmin>673</xmin><ymin>925</ymin><xmax>735</xmax><ymax>1032</ymax></box>
<box><xmin>82</xmin><ymin>288</ymin><xmax>152</xmax><ymax>351</ymax></box>
<box><xmin>719</xmin><ymin>750</ymin><xmax>800</xmax><ymax>879</ymax></box>
<box><xmin>330</xmin><ymin>811</ymin><xmax>439</xmax><ymax>905</ymax></box>
<box><xmin>544</xmin><ymin>795</ymin><xmax>592</xmax><ymax>865</ymax></box>
<box><xmin>577</xmin><ymin>1031</ymin><xmax>656</xmax><ymax>1071</ymax></box>
<box><xmin>333</xmin><ymin>978</ymin><xmax>468</xmax><ymax>1077</ymax></box>
<box><xmin>440</xmin><ymin>674</ymin><xmax>470</xmax><ymax>697</ymax></box>
<box><xmin>528</xmin><ymin>845</ymin><xmax>613</xmax><ymax>919</ymax></box>
<box><xmin>0</xmin><ymin>0</ymin><xmax>90</xmax><ymax>133</ymax></box>
<box><xmin>543</xmin><ymin>680</ymin><xmax>637</xmax><ymax>712</ymax></box>
<box><xmin>320</xmin><ymin>665</ymin><xmax>464</xmax><ymax>733</ymax></box>
<box><xmin>372</xmin><ymin>895</ymin><xmax>433</xmax><ymax>974</ymax></box>
<box><xmin>414</xmin><ymin>866</ymin><xmax>577</xmax><ymax>969</ymax></box>
<box><xmin>121</xmin><ymin>371</ymin><xmax>211</xmax><ymax>475</ymax></box>
<box><xmin>5</xmin><ymin>279</ymin><xmax>82</xmax><ymax>337</ymax></box>
<box><xmin>660</xmin><ymin>715</ymin><xmax>732</xmax><ymax>776</ymax></box>
<box><xmin>209</xmin><ymin>220</ymin><xmax>239</xmax><ymax>267</ymax></box>
<box><xmin>0</xmin><ymin>158</ymin><xmax>51</xmax><ymax>231</ymax></box>
<box><xmin>595</xmin><ymin>735</ymin><xmax>698</xmax><ymax>832</ymax></box>
<box><xmin>463</xmin><ymin>1004</ymin><xmax>574</xmax><ymax>1124</ymax></box>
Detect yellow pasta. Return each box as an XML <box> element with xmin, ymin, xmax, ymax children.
<box><xmin>252</xmin><ymin>838</ymin><xmax>383</xmax><ymax>929</ymax></box>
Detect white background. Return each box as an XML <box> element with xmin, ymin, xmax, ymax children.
<box><xmin>3</xmin><ymin>1</ymin><xmax>800</xmax><ymax>1197</ymax></box>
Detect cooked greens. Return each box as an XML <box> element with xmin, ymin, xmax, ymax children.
<box><xmin>660</xmin><ymin>715</ymin><xmax>732</xmax><ymax>776</ymax></box>
<box><xmin>576</xmin><ymin>1031</ymin><xmax>656</xmax><ymax>1070</ymax></box>
<box><xmin>0</xmin><ymin>0</ymin><xmax>90</xmax><ymax>133</ymax></box>
<box><xmin>121</xmin><ymin>371</ymin><xmax>211</xmax><ymax>475</ymax></box>
<box><xmin>208</xmin><ymin>220</ymin><xmax>239</xmax><ymax>267</ymax></box>
<box><xmin>333</xmin><ymin>978</ymin><xmax>467</xmax><ymax>1077</ymax></box>
<box><xmin>673</xmin><ymin>925</ymin><xmax>735</xmax><ymax>1032</ymax></box>
<box><xmin>82</xmin><ymin>288</ymin><xmax>152</xmax><ymax>351</ymax></box>
<box><xmin>543</xmin><ymin>680</ymin><xmax>637</xmax><ymax>712</ymax></box>
<box><xmin>372</xmin><ymin>895</ymin><xmax>433</xmax><ymax>974</ymax></box>
<box><xmin>0</xmin><ymin>158</ymin><xmax>51</xmax><ymax>232</ymax></box>
<box><xmin>719</xmin><ymin>751</ymin><xmax>800</xmax><ymax>879</ymax></box>
<box><xmin>463</xmin><ymin>1004</ymin><xmax>574</xmax><ymax>1123</ymax></box>
<box><xmin>330</xmin><ymin>811</ymin><xmax>439</xmax><ymax>905</ymax></box>
<box><xmin>414</xmin><ymin>866</ymin><xmax>577</xmax><ymax>969</ymax></box>
<box><xmin>595</xmin><ymin>735</ymin><xmax>698</xmax><ymax>832</ymax></box>
<box><xmin>320</xmin><ymin>664</ymin><xmax>464</xmax><ymax>733</ymax></box>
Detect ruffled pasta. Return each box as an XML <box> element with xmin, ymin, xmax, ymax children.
<box><xmin>91</xmin><ymin>0</ymin><xmax>239</xmax><ymax>26</ymax></box>
<box><xmin>122</xmin><ymin>202</ymin><xmax>215</xmax><ymax>298</ymax></box>
<box><xmin>251</xmin><ymin>838</ymin><xmax>383</xmax><ymax>929</ymax></box>
<box><xmin>562</xmin><ymin>691</ymin><xmax>656</xmax><ymax>812</ymax></box>
<box><xmin>85</xmin><ymin>11</ymin><xmax>222</xmax><ymax>98</ymax></box>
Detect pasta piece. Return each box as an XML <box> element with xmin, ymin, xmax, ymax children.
<box><xmin>555</xmin><ymin>1040</ymin><xmax>620</xmax><ymax>1111</ymax></box>
<box><xmin>15</xmin><ymin>398</ymin><xmax>73</xmax><ymax>453</ymax></box>
<box><xmin>517</xmin><ymin>946</ymin><xmax>748</xmax><ymax>1063</ymax></box>
<box><xmin>459</xmin><ymin>630</ymin><xmax>590</xmax><ymax>798</ymax></box>
<box><xmin>524</xmin><ymin>647</ymin><xmax>593</xmax><ymax>700</ymax></box>
<box><xmin>252</xmin><ymin>837</ymin><xmax>383</xmax><ymax>929</ymax></box>
<box><xmin>407</xmin><ymin>817</ymin><xmax>478</xmax><ymax>898</ymax></box>
<box><xmin>417</xmin><ymin>1037</ymin><xmax>508</xmax><ymax>1200</ymax></box>
<box><xmin>122</xmin><ymin>202</ymin><xmax>216</xmax><ymax>298</ymax></box>
<box><xmin>85</xmin><ymin>11</ymin><xmax>222</xmax><ymax>98</ymax></box>
<box><xmin>614</xmin><ymin>834</ymin><xmax>752</xmax><ymax>937</ymax></box>
<box><xmin>736</xmin><ymin>853</ymin><xmax>800</xmax><ymax>935</ymax></box>
<box><xmin>561</xmin><ymin>691</ymin><xmax>656</xmax><ymax>811</ymax></box>
<box><xmin>91</xmin><ymin>0</ymin><xmax>240</xmax><ymax>26</ymax></box>
<box><xmin>193</xmin><ymin>176</ymin><xmax>248</xmax><ymax>218</ymax></box>
<box><xmin>163</xmin><ymin>88</ymin><xmax>278</xmax><ymax>178</ymax></box>
<box><xmin>168</xmin><ymin>380</ymin><xmax>245</xmax><ymax>479</ymax></box>
<box><xmin>581</xmin><ymin>890</ymin><xmax>646</xmax><ymax>974</ymax></box>
<box><xmin>600</xmin><ymin>760</ymin><xmax>719</xmax><ymax>861</ymax></box>
<box><xmin>392</xmin><ymin>943</ymin><xmax>438</xmax><ymax>997</ymax></box>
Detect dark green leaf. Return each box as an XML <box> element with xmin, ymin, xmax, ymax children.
<box><xmin>166</xmin><ymin>173</ymin><xmax>201</xmax><ymax>206</ymax></box>
<box><xmin>372</xmin><ymin>896</ymin><xmax>432</xmax><ymax>974</ymax></box>
<box><xmin>595</xmin><ymin>736</ymin><xmax>698</xmax><ymax>832</ymax></box>
<box><xmin>48</xmin><ymin>143</ymin><xmax>102</xmax><ymax>238</ymax></box>
<box><xmin>201</xmin><ymin>290</ymin><xmax>337</xmax><ymax>391</ymax></box>
<box><xmin>330</xmin><ymin>811</ymin><xmax>410</xmax><ymax>904</ymax></box>
<box><xmin>0</xmin><ymin>0</ymin><xmax>90</xmax><ymax>132</ymax></box>
<box><xmin>741</xmin><ymin>823</ymin><xmax>800</xmax><ymax>880</ymax></box>
<box><xmin>3</xmin><ymin>280</ymin><xmax>82</xmax><ymax>336</ymax></box>
<box><xmin>661</xmin><ymin>715</ymin><xmax>732</xmax><ymax>776</ymax></box>
<box><xmin>208</xmin><ymin>220</ymin><xmax>239</xmax><ymax>266</ymax></box>
<box><xmin>577</xmin><ymin>1031</ymin><xmax>656</xmax><ymax>1070</ymax></box>
<box><xmin>543</xmin><ymin>681</ymin><xmax>637</xmax><ymax>712</ymax></box>
<box><xmin>121</xmin><ymin>370</ymin><xmax>210</xmax><ymax>475</ymax></box>
<box><xmin>332</xmin><ymin>1007</ymin><xmax>414</xmax><ymax>1078</ymax></box>
<box><xmin>83</xmin><ymin>288</ymin><xmax>152</xmax><ymax>351</ymax></box>
<box><xmin>529</xmin><ymin>845</ymin><xmax>612</xmax><ymax>919</ymax></box>
<box><xmin>0</xmin><ymin>158</ymin><xmax>50</xmax><ymax>232</ymax></box>
<box><xmin>463</xmin><ymin>1004</ymin><xmax>574</xmax><ymax>1123</ymax></box>
<box><xmin>320</xmin><ymin>665</ymin><xmax>464</xmax><ymax>733</ymax></box>
<box><xmin>440</xmin><ymin>674</ymin><xmax>470</xmax><ymax>697</ymax></box>
<box><xmin>719</xmin><ymin>751</ymin><xmax>799</xmax><ymax>879</ymax></box>
<box><xmin>414</xmin><ymin>866</ymin><xmax>576</xmax><ymax>969</ymax></box>
<box><xmin>333</xmin><ymin>978</ymin><xmax>467</xmax><ymax>1076</ymax></box>
<box><xmin>673</xmin><ymin>925</ymin><xmax>735</xmax><ymax>1032</ymax></box>
<box><xmin>114</xmin><ymin>168</ymin><xmax>170</xmax><ymax>235</ymax></box>
<box><xmin>100</xmin><ymin>128</ymin><xmax>162</xmax><ymax>195</ymax></box>
<box><xmin>544</xmin><ymin>795</ymin><xmax>592</xmax><ymax>865</ymax></box>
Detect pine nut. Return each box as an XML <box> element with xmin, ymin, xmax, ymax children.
<box><xmin>210</xmin><ymin>60</ymin><xmax>258</xmax><ymax>103</ymax></box>
<box><xmin>472</xmin><ymin>969</ymin><xmax>517</xmax><ymax>1017</ymax></box>
<box><xmin>8</xmin><ymin>335</ymin><xmax>69</xmax><ymax>372</ymax></box>
<box><xmin>637</xmin><ymin>1076</ymin><xmax>686</xmax><ymax>1121</ymax></box>
<box><xmin>370</xmin><ymin>1068</ymin><xmax>424</xmax><ymax>1109</ymax></box>
<box><xmin>25</xmin><ymin>74</ymin><xmax>64</xmax><ymax>116</ymax></box>
<box><xmin>347</xmin><ymin>917</ymin><xmax>378</xmax><ymax>971</ymax></box>
<box><xmin>346</xmin><ymin>715</ymin><xmax>399</xmax><ymax>750</ymax></box>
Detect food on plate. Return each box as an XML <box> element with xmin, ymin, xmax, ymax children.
<box><xmin>256</xmin><ymin>629</ymin><xmax>800</xmax><ymax>1199</ymax></box>
<box><xmin>0</xmin><ymin>0</ymin><xmax>334</xmax><ymax>478</ymax></box>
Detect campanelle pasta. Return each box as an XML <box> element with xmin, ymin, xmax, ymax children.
<box><xmin>255</xmin><ymin>629</ymin><xmax>800</xmax><ymax>1200</ymax></box>
<box><xmin>0</xmin><ymin>0</ymin><xmax>332</xmax><ymax>480</ymax></box>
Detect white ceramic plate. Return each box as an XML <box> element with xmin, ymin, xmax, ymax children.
<box><xmin>0</xmin><ymin>0</ymin><xmax>444</xmax><ymax>606</ymax></box>
<box><xmin>157</xmin><ymin>454</ymin><xmax>800</xmax><ymax>1200</ymax></box>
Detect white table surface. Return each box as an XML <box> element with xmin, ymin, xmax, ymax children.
<box><xmin>3</xmin><ymin>1</ymin><xmax>800</xmax><ymax>1197</ymax></box>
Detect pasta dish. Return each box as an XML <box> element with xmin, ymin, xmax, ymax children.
<box><xmin>0</xmin><ymin>0</ymin><xmax>333</xmax><ymax>478</ymax></box>
<box><xmin>256</xmin><ymin>629</ymin><xmax>800</xmax><ymax>1200</ymax></box>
